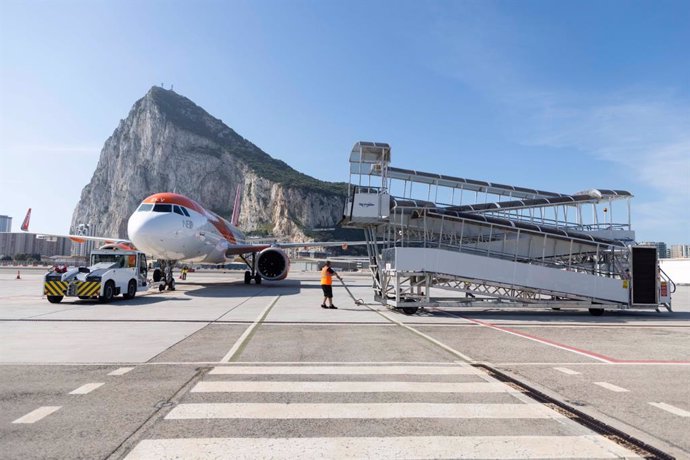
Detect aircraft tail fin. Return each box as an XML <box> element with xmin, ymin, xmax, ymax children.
<box><xmin>231</xmin><ymin>184</ymin><xmax>242</xmax><ymax>227</ymax></box>
<box><xmin>20</xmin><ymin>208</ymin><xmax>31</xmax><ymax>232</ymax></box>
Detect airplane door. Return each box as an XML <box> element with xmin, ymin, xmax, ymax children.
<box><xmin>138</xmin><ymin>254</ymin><xmax>148</xmax><ymax>286</ymax></box>
<box><xmin>631</xmin><ymin>246</ymin><xmax>657</xmax><ymax>305</ymax></box>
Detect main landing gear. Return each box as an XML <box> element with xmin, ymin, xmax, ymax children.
<box><xmin>154</xmin><ymin>260</ymin><xmax>177</xmax><ymax>291</ymax></box>
<box><xmin>241</xmin><ymin>254</ymin><xmax>262</xmax><ymax>285</ymax></box>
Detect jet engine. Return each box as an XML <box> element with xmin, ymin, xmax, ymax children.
<box><xmin>256</xmin><ymin>247</ymin><xmax>290</xmax><ymax>281</ymax></box>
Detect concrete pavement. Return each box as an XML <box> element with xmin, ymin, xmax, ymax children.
<box><xmin>0</xmin><ymin>268</ymin><xmax>687</xmax><ymax>458</ymax></box>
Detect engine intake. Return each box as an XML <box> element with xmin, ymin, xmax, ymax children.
<box><xmin>256</xmin><ymin>247</ymin><xmax>290</xmax><ymax>281</ymax></box>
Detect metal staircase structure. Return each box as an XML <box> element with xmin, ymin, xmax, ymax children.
<box><xmin>342</xmin><ymin>142</ymin><xmax>674</xmax><ymax>315</ymax></box>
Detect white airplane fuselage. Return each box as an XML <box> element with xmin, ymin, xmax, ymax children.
<box><xmin>127</xmin><ymin>193</ymin><xmax>245</xmax><ymax>264</ymax></box>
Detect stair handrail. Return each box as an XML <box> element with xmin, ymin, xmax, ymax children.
<box><xmin>659</xmin><ymin>266</ymin><xmax>677</xmax><ymax>294</ymax></box>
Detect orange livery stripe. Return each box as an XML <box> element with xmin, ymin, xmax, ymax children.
<box><xmin>141</xmin><ymin>193</ymin><xmax>238</xmax><ymax>244</ymax></box>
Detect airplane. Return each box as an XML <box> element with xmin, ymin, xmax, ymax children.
<box><xmin>18</xmin><ymin>188</ymin><xmax>362</xmax><ymax>291</ymax></box>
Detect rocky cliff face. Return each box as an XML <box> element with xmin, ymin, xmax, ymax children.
<box><xmin>70</xmin><ymin>87</ymin><xmax>348</xmax><ymax>242</ymax></box>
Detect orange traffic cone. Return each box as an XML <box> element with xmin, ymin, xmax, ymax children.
<box><xmin>16</xmin><ymin>270</ymin><xmax>21</xmax><ymax>280</ymax></box>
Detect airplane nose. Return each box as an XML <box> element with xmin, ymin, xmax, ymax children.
<box><xmin>128</xmin><ymin>211</ymin><xmax>175</xmax><ymax>256</ymax></box>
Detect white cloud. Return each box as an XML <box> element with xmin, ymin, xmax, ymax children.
<box><xmin>523</xmin><ymin>96</ymin><xmax>690</xmax><ymax>194</ymax></box>
<box><xmin>422</xmin><ymin>6</ymin><xmax>690</xmax><ymax>242</ymax></box>
<box><xmin>504</xmin><ymin>94</ymin><xmax>689</xmax><ymax>242</ymax></box>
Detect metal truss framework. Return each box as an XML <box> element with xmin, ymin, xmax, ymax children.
<box><xmin>343</xmin><ymin>141</ymin><xmax>673</xmax><ymax>314</ymax></box>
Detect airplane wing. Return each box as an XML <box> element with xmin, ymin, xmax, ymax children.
<box><xmin>9</xmin><ymin>208</ymin><xmax>130</xmax><ymax>245</ymax></box>
<box><xmin>194</xmin><ymin>228</ymin><xmax>366</xmax><ymax>257</ymax></box>
<box><xmin>26</xmin><ymin>231</ymin><xmax>130</xmax><ymax>245</ymax></box>
<box><xmin>223</xmin><ymin>240</ymin><xmax>369</xmax><ymax>257</ymax></box>
<box><xmin>49</xmin><ymin>234</ymin><xmax>130</xmax><ymax>245</ymax></box>
<box><xmin>270</xmin><ymin>241</ymin><xmax>368</xmax><ymax>249</ymax></box>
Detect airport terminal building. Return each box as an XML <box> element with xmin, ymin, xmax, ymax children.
<box><xmin>0</xmin><ymin>232</ymin><xmax>72</xmax><ymax>259</ymax></box>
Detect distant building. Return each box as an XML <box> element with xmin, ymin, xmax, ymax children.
<box><xmin>638</xmin><ymin>241</ymin><xmax>668</xmax><ymax>259</ymax></box>
<box><xmin>0</xmin><ymin>232</ymin><xmax>72</xmax><ymax>259</ymax></box>
<box><xmin>669</xmin><ymin>244</ymin><xmax>690</xmax><ymax>259</ymax></box>
<box><xmin>0</xmin><ymin>215</ymin><xmax>11</xmax><ymax>232</ymax></box>
<box><xmin>657</xmin><ymin>242</ymin><xmax>668</xmax><ymax>259</ymax></box>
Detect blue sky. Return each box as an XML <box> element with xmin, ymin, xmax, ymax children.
<box><xmin>1</xmin><ymin>0</ymin><xmax>688</xmax><ymax>243</ymax></box>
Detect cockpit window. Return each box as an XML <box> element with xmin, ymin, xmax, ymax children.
<box><xmin>173</xmin><ymin>205</ymin><xmax>184</xmax><ymax>216</ymax></box>
<box><xmin>137</xmin><ymin>204</ymin><xmax>153</xmax><ymax>212</ymax></box>
<box><xmin>153</xmin><ymin>204</ymin><xmax>172</xmax><ymax>213</ymax></box>
<box><xmin>180</xmin><ymin>207</ymin><xmax>190</xmax><ymax>217</ymax></box>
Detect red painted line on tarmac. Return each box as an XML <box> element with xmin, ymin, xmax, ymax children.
<box><xmin>456</xmin><ymin>316</ymin><xmax>690</xmax><ymax>365</ymax></box>
<box><xmin>460</xmin><ymin>316</ymin><xmax>616</xmax><ymax>363</ymax></box>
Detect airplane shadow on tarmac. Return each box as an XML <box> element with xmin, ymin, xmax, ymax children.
<box><xmin>70</xmin><ymin>296</ymin><xmax>192</xmax><ymax>307</ymax></box>
<box><xmin>183</xmin><ymin>279</ymin><xmax>301</xmax><ymax>298</ymax></box>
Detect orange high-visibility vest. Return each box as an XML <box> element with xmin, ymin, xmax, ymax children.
<box><xmin>321</xmin><ymin>266</ymin><xmax>332</xmax><ymax>285</ymax></box>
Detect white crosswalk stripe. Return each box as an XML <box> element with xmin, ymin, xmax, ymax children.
<box><xmin>209</xmin><ymin>365</ymin><xmax>481</xmax><ymax>375</ymax></box>
<box><xmin>192</xmin><ymin>380</ymin><xmax>516</xmax><ymax>393</ymax></box>
<box><xmin>124</xmin><ymin>364</ymin><xmax>639</xmax><ymax>459</ymax></box>
<box><xmin>126</xmin><ymin>435</ymin><xmax>640</xmax><ymax>459</ymax></box>
<box><xmin>166</xmin><ymin>402</ymin><xmax>566</xmax><ymax>420</ymax></box>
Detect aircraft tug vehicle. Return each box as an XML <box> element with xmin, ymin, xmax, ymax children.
<box><xmin>43</xmin><ymin>246</ymin><xmax>149</xmax><ymax>303</ymax></box>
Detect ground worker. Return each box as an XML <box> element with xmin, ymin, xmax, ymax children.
<box><xmin>320</xmin><ymin>260</ymin><xmax>341</xmax><ymax>309</ymax></box>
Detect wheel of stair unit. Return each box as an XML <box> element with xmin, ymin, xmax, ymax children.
<box><xmin>47</xmin><ymin>296</ymin><xmax>63</xmax><ymax>304</ymax></box>
<box><xmin>399</xmin><ymin>298</ymin><xmax>419</xmax><ymax>315</ymax></box>
<box><xmin>588</xmin><ymin>308</ymin><xmax>604</xmax><ymax>316</ymax></box>
<box><xmin>244</xmin><ymin>271</ymin><xmax>251</xmax><ymax>284</ymax></box>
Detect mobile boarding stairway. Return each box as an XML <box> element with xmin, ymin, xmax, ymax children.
<box><xmin>342</xmin><ymin>142</ymin><xmax>674</xmax><ymax>315</ymax></box>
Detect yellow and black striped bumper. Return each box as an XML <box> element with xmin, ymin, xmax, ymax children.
<box><xmin>74</xmin><ymin>281</ymin><xmax>101</xmax><ymax>297</ymax></box>
<box><xmin>44</xmin><ymin>281</ymin><xmax>67</xmax><ymax>296</ymax></box>
<box><xmin>44</xmin><ymin>281</ymin><xmax>101</xmax><ymax>297</ymax></box>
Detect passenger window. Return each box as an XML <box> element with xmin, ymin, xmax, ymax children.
<box><xmin>153</xmin><ymin>204</ymin><xmax>172</xmax><ymax>213</ymax></box>
<box><xmin>173</xmin><ymin>205</ymin><xmax>184</xmax><ymax>215</ymax></box>
<box><xmin>181</xmin><ymin>207</ymin><xmax>190</xmax><ymax>217</ymax></box>
<box><xmin>137</xmin><ymin>204</ymin><xmax>153</xmax><ymax>212</ymax></box>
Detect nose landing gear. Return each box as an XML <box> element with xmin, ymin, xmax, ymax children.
<box><xmin>156</xmin><ymin>260</ymin><xmax>177</xmax><ymax>291</ymax></box>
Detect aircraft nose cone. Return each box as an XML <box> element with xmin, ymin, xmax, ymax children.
<box><xmin>128</xmin><ymin>211</ymin><xmax>172</xmax><ymax>257</ymax></box>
